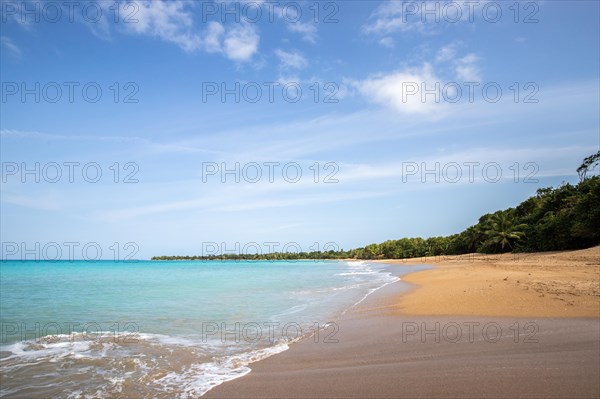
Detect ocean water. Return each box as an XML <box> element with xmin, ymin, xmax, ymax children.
<box><xmin>0</xmin><ymin>260</ymin><xmax>415</xmax><ymax>398</ymax></box>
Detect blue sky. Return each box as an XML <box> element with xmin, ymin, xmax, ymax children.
<box><xmin>1</xmin><ymin>0</ymin><xmax>599</xmax><ymax>259</ymax></box>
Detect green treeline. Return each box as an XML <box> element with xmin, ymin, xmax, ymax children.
<box><xmin>152</xmin><ymin>252</ymin><xmax>344</xmax><ymax>261</ymax></box>
<box><xmin>152</xmin><ymin>153</ymin><xmax>600</xmax><ymax>261</ymax></box>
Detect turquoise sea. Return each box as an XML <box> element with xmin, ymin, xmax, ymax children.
<box><xmin>0</xmin><ymin>260</ymin><xmax>422</xmax><ymax>398</ymax></box>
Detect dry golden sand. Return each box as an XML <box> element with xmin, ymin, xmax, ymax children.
<box><xmin>375</xmin><ymin>246</ymin><xmax>600</xmax><ymax>318</ymax></box>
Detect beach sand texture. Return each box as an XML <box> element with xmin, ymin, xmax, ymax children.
<box><xmin>206</xmin><ymin>247</ymin><xmax>600</xmax><ymax>398</ymax></box>
<box><xmin>378</xmin><ymin>246</ymin><xmax>600</xmax><ymax>317</ymax></box>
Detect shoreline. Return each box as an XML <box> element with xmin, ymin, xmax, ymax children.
<box><xmin>204</xmin><ymin>248</ymin><xmax>600</xmax><ymax>398</ymax></box>
<box><xmin>374</xmin><ymin>246</ymin><xmax>600</xmax><ymax>318</ymax></box>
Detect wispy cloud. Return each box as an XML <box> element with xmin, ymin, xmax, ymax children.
<box><xmin>94</xmin><ymin>175</ymin><xmax>385</xmax><ymax>221</ymax></box>
<box><xmin>0</xmin><ymin>129</ymin><xmax>226</xmax><ymax>156</ymax></box>
<box><xmin>362</xmin><ymin>1</ymin><xmax>428</xmax><ymax>37</ymax></box>
<box><xmin>109</xmin><ymin>1</ymin><xmax>260</xmax><ymax>61</ymax></box>
<box><xmin>214</xmin><ymin>191</ymin><xmax>385</xmax><ymax>212</ymax></box>
<box><xmin>1</xmin><ymin>36</ymin><xmax>23</xmax><ymax>60</ymax></box>
<box><xmin>275</xmin><ymin>49</ymin><xmax>308</xmax><ymax>70</ymax></box>
<box><xmin>1</xmin><ymin>129</ymin><xmax>146</xmax><ymax>142</ymax></box>
<box><xmin>436</xmin><ymin>42</ymin><xmax>481</xmax><ymax>81</ymax></box>
<box><xmin>379</xmin><ymin>37</ymin><xmax>395</xmax><ymax>48</ymax></box>
<box><xmin>335</xmin><ymin>145</ymin><xmax>594</xmax><ymax>184</ymax></box>
<box><xmin>287</xmin><ymin>21</ymin><xmax>318</xmax><ymax>43</ymax></box>
<box><xmin>454</xmin><ymin>53</ymin><xmax>480</xmax><ymax>81</ymax></box>
<box><xmin>191</xmin><ymin>20</ymin><xmax>260</xmax><ymax>62</ymax></box>
<box><xmin>362</xmin><ymin>1</ymin><xmax>494</xmax><ymax>47</ymax></box>
<box><xmin>203</xmin><ymin>21</ymin><xmax>225</xmax><ymax>53</ymax></box>
<box><xmin>120</xmin><ymin>0</ymin><xmax>201</xmax><ymax>51</ymax></box>
<box><xmin>92</xmin><ymin>140</ymin><xmax>592</xmax><ymax>222</ymax></box>
<box><xmin>436</xmin><ymin>43</ymin><xmax>459</xmax><ymax>62</ymax></box>
<box><xmin>86</xmin><ymin>1</ymin><xmax>259</xmax><ymax>62</ymax></box>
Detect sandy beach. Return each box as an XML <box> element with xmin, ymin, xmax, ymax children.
<box><xmin>205</xmin><ymin>247</ymin><xmax>600</xmax><ymax>398</ymax></box>
<box><xmin>376</xmin><ymin>246</ymin><xmax>600</xmax><ymax>318</ymax></box>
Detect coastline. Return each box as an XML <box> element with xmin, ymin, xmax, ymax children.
<box><xmin>204</xmin><ymin>248</ymin><xmax>600</xmax><ymax>398</ymax></box>
<box><xmin>374</xmin><ymin>246</ymin><xmax>600</xmax><ymax>318</ymax></box>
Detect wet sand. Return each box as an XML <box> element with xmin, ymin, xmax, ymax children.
<box><xmin>205</xmin><ymin>249</ymin><xmax>600</xmax><ymax>398</ymax></box>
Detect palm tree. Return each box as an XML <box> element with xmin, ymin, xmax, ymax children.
<box><xmin>484</xmin><ymin>212</ymin><xmax>528</xmax><ymax>251</ymax></box>
<box><xmin>463</xmin><ymin>225</ymin><xmax>485</xmax><ymax>252</ymax></box>
<box><xmin>577</xmin><ymin>151</ymin><xmax>600</xmax><ymax>182</ymax></box>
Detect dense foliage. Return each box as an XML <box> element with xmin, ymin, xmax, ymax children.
<box><xmin>153</xmin><ymin>155</ymin><xmax>600</xmax><ymax>261</ymax></box>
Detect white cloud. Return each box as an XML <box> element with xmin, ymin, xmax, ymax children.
<box><xmin>268</xmin><ymin>3</ymin><xmax>318</xmax><ymax>42</ymax></box>
<box><xmin>436</xmin><ymin>43</ymin><xmax>481</xmax><ymax>81</ymax></box>
<box><xmin>125</xmin><ymin>0</ymin><xmax>202</xmax><ymax>52</ymax></box>
<box><xmin>436</xmin><ymin>43</ymin><xmax>458</xmax><ymax>62</ymax></box>
<box><xmin>287</xmin><ymin>22</ymin><xmax>318</xmax><ymax>43</ymax></box>
<box><xmin>352</xmin><ymin>63</ymin><xmax>447</xmax><ymax>116</ymax></box>
<box><xmin>109</xmin><ymin>1</ymin><xmax>259</xmax><ymax>62</ymax></box>
<box><xmin>379</xmin><ymin>37</ymin><xmax>395</xmax><ymax>48</ymax></box>
<box><xmin>5</xmin><ymin>0</ymin><xmax>267</xmax><ymax>63</ymax></box>
<box><xmin>363</xmin><ymin>1</ymin><xmax>493</xmax><ymax>37</ymax></box>
<box><xmin>223</xmin><ymin>24</ymin><xmax>260</xmax><ymax>62</ymax></box>
<box><xmin>455</xmin><ymin>53</ymin><xmax>480</xmax><ymax>81</ymax></box>
<box><xmin>197</xmin><ymin>21</ymin><xmax>259</xmax><ymax>63</ymax></box>
<box><xmin>277</xmin><ymin>75</ymin><xmax>301</xmax><ymax>86</ymax></box>
<box><xmin>275</xmin><ymin>49</ymin><xmax>308</xmax><ymax>69</ymax></box>
<box><xmin>0</xmin><ymin>36</ymin><xmax>23</xmax><ymax>59</ymax></box>
<box><xmin>362</xmin><ymin>2</ymin><xmax>426</xmax><ymax>35</ymax></box>
<box><xmin>203</xmin><ymin>22</ymin><xmax>225</xmax><ymax>53</ymax></box>
<box><xmin>341</xmin><ymin>42</ymin><xmax>482</xmax><ymax>116</ymax></box>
